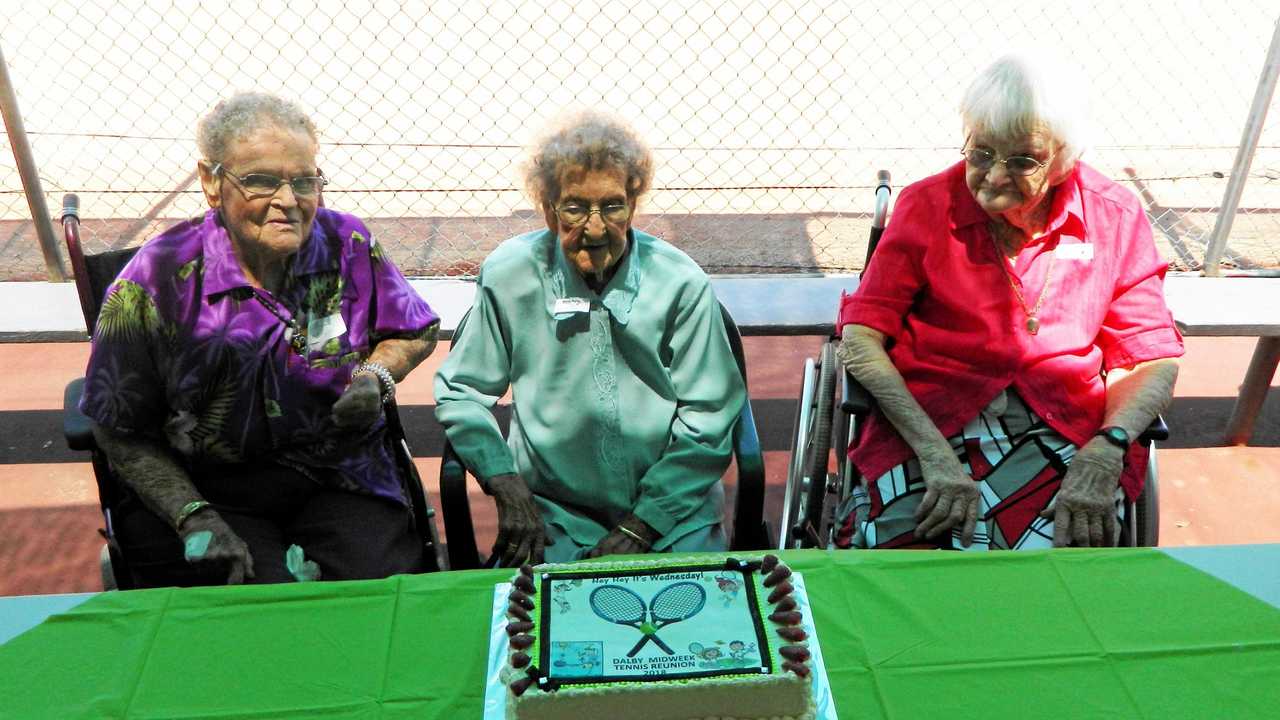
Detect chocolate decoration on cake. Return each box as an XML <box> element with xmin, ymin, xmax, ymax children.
<box><xmin>763</xmin><ymin>565</ymin><xmax>792</xmax><ymax>587</ymax></box>
<box><xmin>510</xmin><ymin>633</ymin><xmax>535</xmax><ymax>650</ymax></box>
<box><xmin>510</xmin><ymin>676</ymin><xmax>534</xmax><ymax>696</ymax></box>
<box><xmin>506</xmin><ymin>621</ymin><xmax>535</xmax><ymax>636</ymax></box>
<box><xmin>782</xmin><ymin>660</ymin><xmax>811</xmax><ymax>678</ymax></box>
<box><xmin>511</xmin><ymin>652</ymin><xmax>531</xmax><ymax>669</ymax></box>
<box><xmin>507</xmin><ymin>602</ymin><xmax>532</xmax><ymax>622</ymax></box>
<box><xmin>779</xmin><ymin>645</ymin><xmax>811</xmax><ymax>662</ymax></box>
<box><xmin>776</xmin><ymin>626</ymin><xmax>807</xmax><ymax>642</ymax></box>
<box><xmin>767</xmin><ymin>580</ymin><xmax>795</xmax><ymax>604</ymax></box>
<box><xmin>769</xmin><ymin>610</ymin><xmax>803</xmax><ymax>626</ymax></box>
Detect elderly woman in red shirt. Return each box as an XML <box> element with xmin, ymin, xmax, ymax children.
<box><xmin>835</xmin><ymin>53</ymin><xmax>1182</xmax><ymax>550</ymax></box>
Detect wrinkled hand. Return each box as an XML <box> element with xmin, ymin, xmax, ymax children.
<box><xmin>914</xmin><ymin>450</ymin><xmax>980</xmax><ymax>547</ymax></box>
<box><xmin>331</xmin><ymin>373</ymin><xmax>383</xmax><ymax>429</ymax></box>
<box><xmin>181</xmin><ymin>510</ymin><xmax>255</xmax><ymax>584</ymax></box>
<box><xmin>586</xmin><ymin>516</ymin><xmax>659</xmax><ymax>558</ymax></box>
<box><xmin>489</xmin><ymin>474</ymin><xmax>546</xmax><ymax>567</ymax></box>
<box><xmin>1041</xmin><ymin>439</ymin><xmax>1124</xmax><ymax>547</ymax></box>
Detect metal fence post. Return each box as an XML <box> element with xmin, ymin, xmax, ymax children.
<box><xmin>1203</xmin><ymin>17</ymin><xmax>1280</xmax><ymax>276</ymax></box>
<box><xmin>0</xmin><ymin>45</ymin><xmax>67</xmax><ymax>282</ymax></box>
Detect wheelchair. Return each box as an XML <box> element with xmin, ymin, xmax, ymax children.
<box><xmin>58</xmin><ymin>194</ymin><xmax>445</xmax><ymax>588</ymax></box>
<box><xmin>437</xmin><ymin>301</ymin><xmax>771</xmax><ymax>570</ymax></box>
<box><xmin>781</xmin><ymin>172</ymin><xmax>1168</xmax><ymax>551</ymax></box>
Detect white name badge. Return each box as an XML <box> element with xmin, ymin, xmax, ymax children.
<box><xmin>1056</xmin><ymin>243</ymin><xmax>1094</xmax><ymax>261</ymax></box>
<box><xmin>553</xmin><ymin>297</ymin><xmax>592</xmax><ymax>315</ymax></box>
<box><xmin>306</xmin><ymin>313</ymin><xmax>347</xmax><ymax>353</ymax></box>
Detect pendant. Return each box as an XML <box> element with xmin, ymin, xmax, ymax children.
<box><xmin>1026</xmin><ymin>316</ymin><xmax>1040</xmax><ymax>334</ymax></box>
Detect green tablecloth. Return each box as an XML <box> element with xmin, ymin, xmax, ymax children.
<box><xmin>2</xmin><ymin>548</ymin><xmax>1279</xmax><ymax>719</ymax></box>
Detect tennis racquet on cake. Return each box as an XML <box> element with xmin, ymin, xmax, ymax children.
<box><xmin>589</xmin><ymin>582</ymin><xmax>707</xmax><ymax>658</ymax></box>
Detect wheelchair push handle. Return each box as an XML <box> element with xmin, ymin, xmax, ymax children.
<box><xmin>872</xmin><ymin>170</ymin><xmax>891</xmax><ymax>230</ymax></box>
<box><xmin>61</xmin><ymin>192</ymin><xmax>79</xmax><ymax>222</ymax></box>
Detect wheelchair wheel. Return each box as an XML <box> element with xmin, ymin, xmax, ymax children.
<box><xmin>782</xmin><ymin>343</ymin><xmax>838</xmax><ymax>549</ymax></box>
<box><xmin>799</xmin><ymin>342</ymin><xmax>838</xmax><ymax>546</ymax></box>
<box><xmin>1136</xmin><ymin>444</ymin><xmax>1160</xmax><ymax>547</ymax></box>
<box><xmin>826</xmin><ymin>374</ymin><xmax>858</xmax><ymax>548</ymax></box>
<box><xmin>779</xmin><ymin>358</ymin><xmax>816</xmax><ymax>550</ymax></box>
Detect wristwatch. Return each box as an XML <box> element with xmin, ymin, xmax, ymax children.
<box><xmin>1095</xmin><ymin>426</ymin><xmax>1131</xmax><ymax>452</ymax></box>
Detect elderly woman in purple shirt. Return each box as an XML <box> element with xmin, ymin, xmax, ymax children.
<box><xmin>79</xmin><ymin>93</ymin><xmax>439</xmax><ymax>587</ymax></box>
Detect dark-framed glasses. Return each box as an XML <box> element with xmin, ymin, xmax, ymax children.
<box><xmin>213</xmin><ymin>163</ymin><xmax>327</xmax><ymax>198</ymax></box>
<box><xmin>554</xmin><ymin>202</ymin><xmax>631</xmax><ymax>226</ymax></box>
<box><xmin>962</xmin><ymin>142</ymin><xmax>1054</xmax><ymax>177</ymax></box>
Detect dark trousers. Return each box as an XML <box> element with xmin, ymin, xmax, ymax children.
<box><xmin>114</xmin><ymin>463</ymin><xmax>424</xmax><ymax>587</ymax></box>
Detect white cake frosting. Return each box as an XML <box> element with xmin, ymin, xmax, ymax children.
<box><xmin>503</xmin><ymin>555</ymin><xmax>815</xmax><ymax>720</ymax></box>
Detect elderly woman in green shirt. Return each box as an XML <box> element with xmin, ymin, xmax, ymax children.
<box><xmin>435</xmin><ymin>111</ymin><xmax>746</xmax><ymax>566</ymax></box>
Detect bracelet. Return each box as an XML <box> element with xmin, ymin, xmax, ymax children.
<box><xmin>353</xmin><ymin>361</ymin><xmax>396</xmax><ymax>404</ymax></box>
<box><xmin>175</xmin><ymin>500</ymin><xmax>211</xmax><ymax>530</ymax></box>
<box><xmin>617</xmin><ymin>525</ymin><xmax>651</xmax><ymax>549</ymax></box>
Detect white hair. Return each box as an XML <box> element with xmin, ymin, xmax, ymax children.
<box><xmin>196</xmin><ymin>92</ymin><xmax>318</xmax><ymax>164</ymax></box>
<box><xmin>960</xmin><ymin>53</ymin><xmax>1091</xmax><ymax>163</ymax></box>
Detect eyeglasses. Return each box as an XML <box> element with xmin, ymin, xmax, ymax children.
<box><xmin>554</xmin><ymin>202</ymin><xmax>631</xmax><ymax>226</ymax></box>
<box><xmin>961</xmin><ymin>138</ymin><xmax>1055</xmax><ymax>177</ymax></box>
<box><xmin>213</xmin><ymin>163</ymin><xmax>327</xmax><ymax>198</ymax></box>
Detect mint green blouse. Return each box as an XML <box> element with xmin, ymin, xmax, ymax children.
<box><xmin>434</xmin><ymin>229</ymin><xmax>746</xmax><ymax>549</ymax></box>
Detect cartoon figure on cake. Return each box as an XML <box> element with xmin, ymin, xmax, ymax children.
<box><xmin>550</xmin><ymin>641</ymin><xmax>604</xmax><ymax>678</ymax></box>
<box><xmin>714</xmin><ymin>573</ymin><xmax>741</xmax><ymax>608</ymax></box>
<box><xmin>553</xmin><ymin>578</ymin><xmax>583</xmax><ymax>593</ymax></box>
<box><xmin>552</xmin><ymin>595</ymin><xmax>572</xmax><ymax>614</ymax></box>
<box><xmin>688</xmin><ymin>643</ymin><xmax>723</xmax><ymax>669</ymax></box>
<box><xmin>728</xmin><ymin>640</ymin><xmax>758</xmax><ymax>664</ymax></box>
<box><xmin>577</xmin><ymin>644</ymin><xmax>601</xmax><ymax>674</ymax></box>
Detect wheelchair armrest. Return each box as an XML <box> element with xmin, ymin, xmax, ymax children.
<box><xmin>840</xmin><ymin>369</ymin><xmax>874</xmax><ymax>415</ymax></box>
<box><xmin>64</xmin><ymin>377</ymin><xmax>97</xmax><ymax>452</ymax></box>
<box><xmin>439</xmin><ymin>438</ymin><xmax>482</xmax><ymax>570</ymax></box>
<box><xmin>1137</xmin><ymin>414</ymin><xmax>1169</xmax><ymax>444</ymax></box>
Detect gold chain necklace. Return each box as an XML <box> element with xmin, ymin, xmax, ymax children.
<box><xmin>990</xmin><ymin>225</ymin><xmax>1056</xmax><ymax>335</ymax></box>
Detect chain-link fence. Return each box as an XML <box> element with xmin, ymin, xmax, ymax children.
<box><xmin>2</xmin><ymin>0</ymin><xmax>1278</xmax><ymax>280</ymax></box>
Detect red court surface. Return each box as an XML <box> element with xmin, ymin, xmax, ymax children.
<box><xmin>0</xmin><ymin>335</ymin><xmax>1276</xmax><ymax>596</ymax></box>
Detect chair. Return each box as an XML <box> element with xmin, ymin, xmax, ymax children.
<box><xmin>781</xmin><ymin>173</ymin><xmax>1168</xmax><ymax>550</ymax></box>
<box><xmin>58</xmin><ymin>194</ymin><xmax>444</xmax><ymax>588</ymax></box>
<box><xmin>437</xmin><ymin>301</ymin><xmax>771</xmax><ymax>570</ymax></box>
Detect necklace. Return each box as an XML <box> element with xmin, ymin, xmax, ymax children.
<box><xmin>990</xmin><ymin>225</ymin><xmax>1056</xmax><ymax>335</ymax></box>
<box><xmin>251</xmin><ymin>290</ymin><xmax>308</xmax><ymax>355</ymax></box>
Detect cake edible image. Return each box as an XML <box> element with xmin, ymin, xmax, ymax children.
<box><xmin>552</xmin><ymin>569</ymin><xmax>763</xmax><ymax>680</ymax></box>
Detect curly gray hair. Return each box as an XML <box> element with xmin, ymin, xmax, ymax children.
<box><xmin>524</xmin><ymin>110</ymin><xmax>654</xmax><ymax>207</ymax></box>
<box><xmin>196</xmin><ymin>92</ymin><xmax>318</xmax><ymax>164</ymax></box>
<box><xmin>960</xmin><ymin>52</ymin><xmax>1091</xmax><ymax>164</ymax></box>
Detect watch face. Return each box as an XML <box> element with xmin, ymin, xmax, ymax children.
<box><xmin>1099</xmin><ymin>427</ymin><xmax>1130</xmax><ymax>449</ymax></box>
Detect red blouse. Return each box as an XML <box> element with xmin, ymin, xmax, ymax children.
<box><xmin>836</xmin><ymin>161</ymin><xmax>1184</xmax><ymax>500</ymax></box>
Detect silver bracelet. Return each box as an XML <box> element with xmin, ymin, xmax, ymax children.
<box><xmin>353</xmin><ymin>361</ymin><xmax>396</xmax><ymax>404</ymax></box>
<box><xmin>617</xmin><ymin>525</ymin><xmax>651</xmax><ymax>549</ymax></box>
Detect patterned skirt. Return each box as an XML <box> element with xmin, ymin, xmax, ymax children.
<box><xmin>833</xmin><ymin>388</ymin><xmax>1123</xmax><ymax>550</ymax></box>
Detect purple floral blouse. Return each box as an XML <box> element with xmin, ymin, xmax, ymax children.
<box><xmin>79</xmin><ymin>208</ymin><xmax>438</xmax><ymax>504</ymax></box>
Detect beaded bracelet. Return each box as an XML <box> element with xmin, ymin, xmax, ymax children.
<box><xmin>353</xmin><ymin>361</ymin><xmax>396</xmax><ymax>404</ymax></box>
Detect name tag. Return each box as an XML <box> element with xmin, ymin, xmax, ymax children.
<box><xmin>1056</xmin><ymin>243</ymin><xmax>1094</xmax><ymax>261</ymax></box>
<box><xmin>553</xmin><ymin>297</ymin><xmax>592</xmax><ymax>315</ymax></box>
<box><xmin>306</xmin><ymin>313</ymin><xmax>347</xmax><ymax>353</ymax></box>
